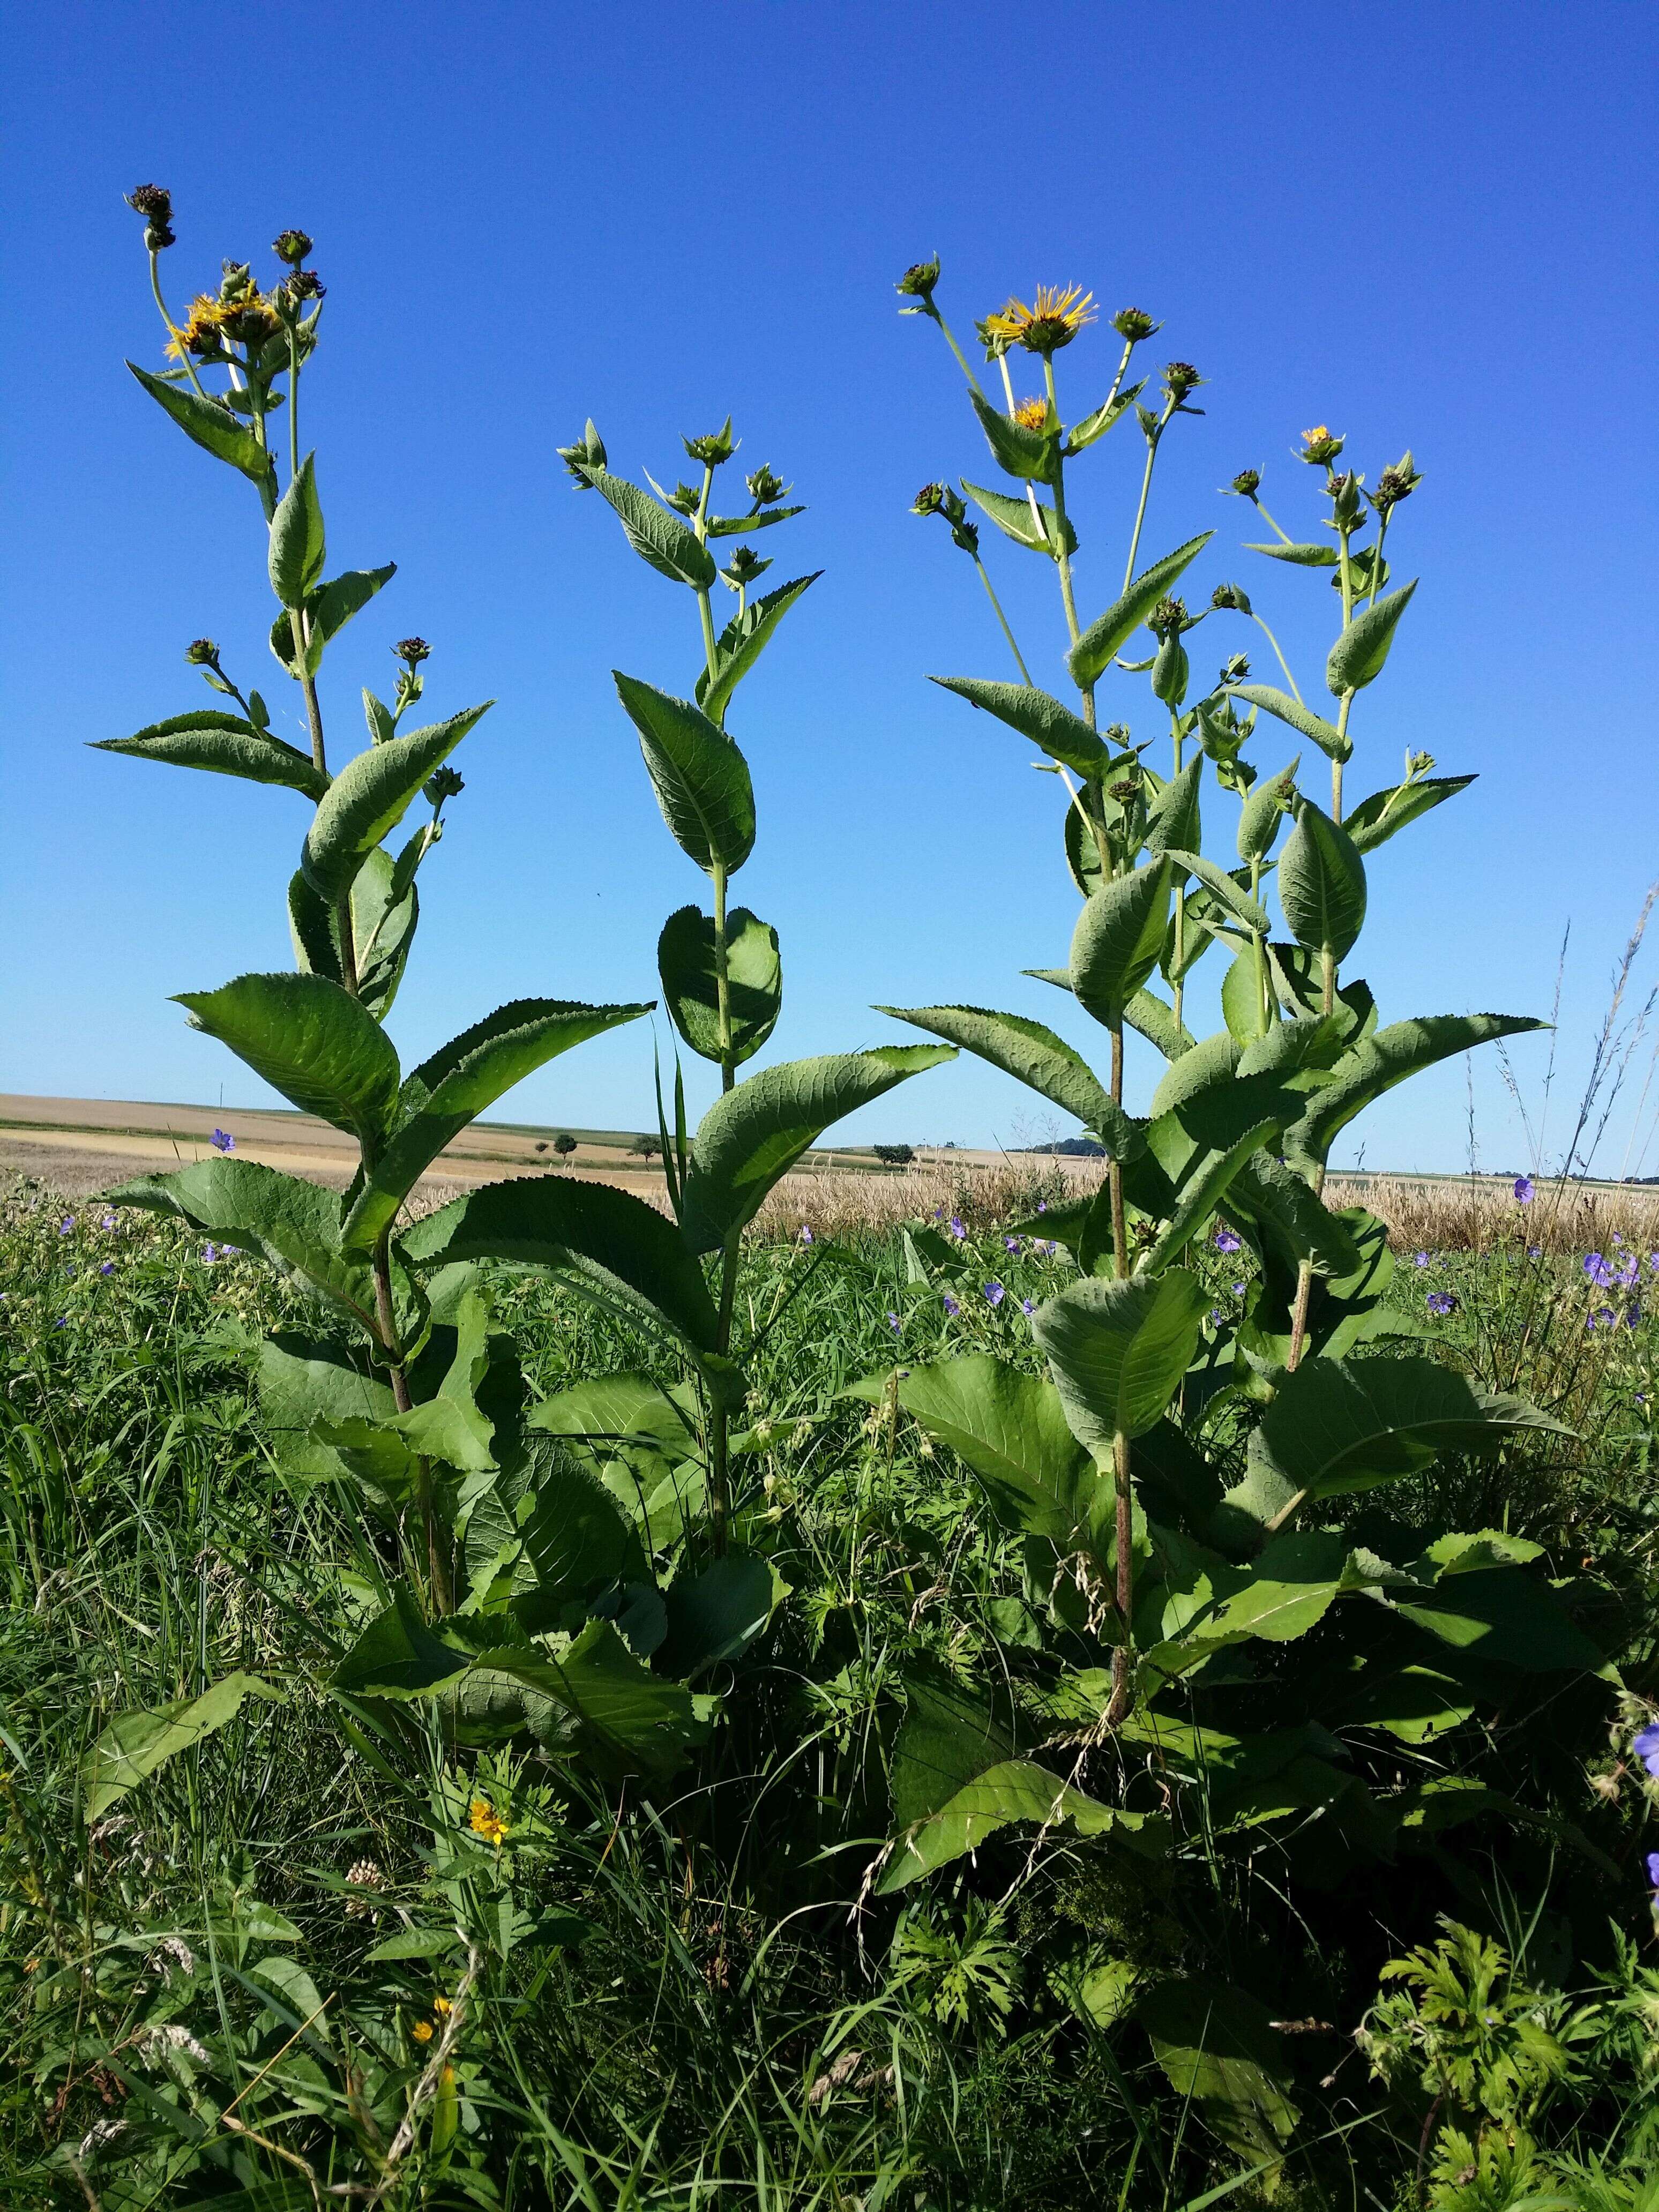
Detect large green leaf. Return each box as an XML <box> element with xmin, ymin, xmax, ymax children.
<box><xmin>656</xmin><ymin>1553</ymin><xmax>781</xmax><ymax>1679</ymax></box>
<box><xmin>1237</xmin><ymin>758</ymin><xmax>1299</xmax><ymax>863</ymax></box>
<box><xmin>1277</xmin><ymin>801</ymin><xmax>1366</xmax><ymax>962</ymax></box>
<box><xmin>929</xmin><ymin>676</ymin><xmax>1110</xmax><ymax>780</ymax></box>
<box><xmin>402</xmin><ymin>1176</ymin><xmax>724</xmax><ymax>1365</ymax></box>
<box><xmin>288</xmin><ymin>847</ymin><xmax>420</xmax><ymax>1023</ymax></box>
<box><xmin>302</xmin><ymin>704</ymin><xmax>491</xmax><ymax>903</ymax></box>
<box><xmin>1124</xmin><ymin>987</ymin><xmax>1196</xmax><ymax>1062</ymax></box>
<box><xmin>969</xmin><ymin>387</ymin><xmax>1059</xmax><ymax>485</ymax></box>
<box><xmin>1284</xmin><ymin>1013</ymin><xmax>1547</xmax><ymax>1172</ymax></box>
<box><xmin>1138</xmin><ymin>1977</ymin><xmax>1300</xmax><ymax>2161</ymax></box>
<box><xmin>1141</xmin><ymin>1081</ymin><xmax>1292</xmax><ymax>1273</ymax></box>
<box><xmin>846</xmin><ymin>1355</ymin><xmax>1097</xmax><ymax>1543</ymax></box>
<box><xmin>1327</xmin><ymin>580</ymin><xmax>1416</xmax><ymax>694</ymax></box>
<box><xmin>106</xmin><ymin>1159</ymin><xmax>388</xmax><ymax>1335</ymax></box>
<box><xmin>92</xmin><ymin>712</ymin><xmax>327</xmax><ymax>800</ymax></box>
<box><xmin>84</xmin><ymin>1671</ymin><xmax>280</xmax><ymax>1820</ymax></box>
<box><xmin>256</xmin><ymin>1331</ymin><xmax>396</xmax><ymax>1479</ymax></box>
<box><xmin>1254</xmin><ymin>1356</ymin><xmax>1571</xmax><ymax>1512</ymax></box>
<box><xmin>1392</xmin><ymin>1567</ymin><xmax>1608</xmax><ymax>1675</ymax></box>
<box><xmin>658</xmin><ymin>905</ymin><xmax>780</xmax><ymax>1065</ymax></box>
<box><xmin>126</xmin><ymin>361</ymin><xmax>275</xmax><ymax>485</ymax></box>
<box><xmin>269</xmin><ymin>565</ymin><xmax>398</xmax><ymax>678</ymax></box>
<box><xmin>342</xmin><ymin>998</ymin><xmax>650</xmax><ymax>1251</ymax></box>
<box><xmin>613</xmin><ymin>673</ymin><xmax>756</xmax><ymax>875</ymax></box>
<box><xmin>1344</xmin><ymin>774</ymin><xmax>1475</xmax><ymax>856</ymax></box>
<box><xmin>679</xmin><ymin>1045</ymin><xmax>953</xmax><ymax>1253</ymax></box>
<box><xmin>1227</xmin><ymin>1156</ymin><xmax>1363</xmax><ymax>1279</ymax></box>
<box><xmin>959</xmin><ymin>478</ymin><xmax>1075</xmax><ymax>557</ymax></box>
<box><xmin>876</xmin><ymin>1003</ymin><xmax>1136</xmax><ymax>1157</ymax></box>
<box><xmin>1068</xmin><ymin>533</ymin><xmax>1212</xmax><ymax>690</ymax></box>
<box><xmin>1033</xmin><ymin>1271</ymin><xmax>1207</xmax><ymax>1459</ymax></box>
<box><xmin>512</xmin><ymin>1464</ymin><xmax>649</xmax><ymax>1633</ymax></box>
<box><xmin>579</xmin><ymin>468</ymin><xmax>717</xmax><ymax>588</ymax></box>
<box><xmin>268</xmin><ymin>451</ymin><xmax>326</xmax><ymax>606</ymax></box>
<box><xmin>695</xmin><ymin>573</ymin><xmax>820</xmax><ymax>725</ymax></box>
<box><xmin>1145</xmin><ymin>756</ymin><xmax>1202</xmax><ymax>857</ymax></box>
<box><xmin>1225</xmin><ymin>682</ymin><xmax>1350</xmax><ymax>764</ymax></box>
<box><xmin>174</xmin><ymin>972</ymin><xmax>400</xmax><ymax>1141</ymax></box>
<box><xmin>1070</xmin><ymin>859</ymin><xmax>1175</xmax><ymax>1029</ymax></box>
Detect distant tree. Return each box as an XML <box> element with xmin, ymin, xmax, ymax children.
<box><xmin>554</xmin><ymin>1132</ymin><xmax>577</xmax><ymax>1159</ymax></box>
<box><xmin>534</xmin><ymin>1140</ymin><xmax>548</xmax><ymax>1153</ymax></box>
<box><xmin>629</xmin><ymin>1133</ymin><xmax>660</xmax><ymax>1158</ymax></box>
<box><xmin>874</xmin><ymin>1143</ymin><xmax>915</xmax><ymax>1168</ymax></box>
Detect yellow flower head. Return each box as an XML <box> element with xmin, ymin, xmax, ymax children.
<box><xmin>433</xmin><ymin>1994</ymin><xmax>453</xmax><ymax>2017</ymax></box>
<box><xmin>412</xmin><ymin>2019</ymin><xmax>435</xmax><ymax>2043</ymax></box>
<box><xmin>1012</xmin><ymin>397</ymin><xmax>1050</xmax><ymax>432</ymax></box>
<box><xmin>468</xmin><ymin>1797</ymin><xmax>508</xmax><ymax>1847</ymax></box>
<box><xmin>984</xmin><ymin>285</ymin><xmax>1096</xmax><ymax>356</ymax></box>
<box><xmin>1298</xmin><ymin>425</ymin><xmax>1345</xmax><ymax>466</ymax></box>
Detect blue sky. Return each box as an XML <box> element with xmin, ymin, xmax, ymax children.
<box><xmin>5</xmin><ymin>2</ymin><xmax>1656</xmax><ymax>1172</ymax></box>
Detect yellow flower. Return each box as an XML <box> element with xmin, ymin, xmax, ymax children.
<box><xmin>983</xmin><ymin>285</ymin><xmax>1096</xmax><ymax>356</ymax></box>
<box><xmin>468</xmin><ymin>1797</ymin><xmax>508</xmax><ymax>1846</ymax></box>
<box><xmin>1012</xmin><ymin>397</ymin><xmax>1050</xmax><ymax>432</ymax></box>
<box><xmin>412</xmin><ymin>2019</ymin><xmax>435</xmax><ymax>2043</ymax></box>
<box><xmin>433</xmin><ymin>1995</ymin><xmax>453</xmax><ymax>2017</ymax></box>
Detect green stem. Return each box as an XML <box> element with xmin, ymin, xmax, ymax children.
<box><xmin>1247</xmin><ymin>495</ymin><xmax>1293</xmax><ymax>546</ymax></box>
<box><xmin>998</xmin><ymin>353</ymin><xmax>1048</xmax><ymax>544</ymax></box>
<box><xmin>1366</xmin><ymin>515</ymin><xmax>1391</xmax><ymax>610</ymax></box>
<box><xmin>1332</xmin><ymin>692</ymin><xmax>1354</xmax><ymax>822</ymax></box>
<box><xmin>1104</xmin><ymin>1025</ymin><xmax>1134</xmax><ymax>1729</ymax></box>
<box><xmin>1043</xmin><ymin>362</ymin><xmax>1094</xmax><ymax>731</ymax></box>
<box><xmin>707</xmin><ymin>1237</ymin><xmax>743</xmax><ymax>1558</ymax></box>
<box><xmin>973</xmin><ymin>556</ymin><xmax>1032</xmax><ymax>683</ymax></box>
<box><xmin>712</xmin><ymin>860</ymin><xmax>734</xmax><ymax>1095</ymax></box>
<box><xmin>148</xmin><ymin>251</ymin><xmax>208</xmax><ymax>400</ymax></box>
<box><xmin>1249</xmin><ymin>612</ymin><xmax>1303</xmax><ymax>704</ymax></box>
<box><xmin>1123</xmin><ymin>398</ymin><xmax>1176</xmax><ymax>591</ymax></box>
<box><xmin>1250</xmin><ymin>857</ymin><xmax>1269</xmax><ymax>1034</ymax></box>
<box><xmin>928</xmin><ymin>305</ymin><xmax>983</xmax><ymax>397</ymax></box>
<box><xmin>287</xmin><ymin>326</ymin><xmax>301</xmax><ymax>483</ymax></box>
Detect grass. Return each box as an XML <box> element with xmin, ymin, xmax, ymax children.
<box><xmin>3</xmin><ymin>1164</ymin><xmax>1658</xmax><ymax>2210</ymax></box>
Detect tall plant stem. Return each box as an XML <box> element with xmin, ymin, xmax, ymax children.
<box><xmin>1108</xmin><ymin>1027</ymin><xmax>1129</xmax><ymax>1280</ymax></box>
<box><xmin>1331</xmin><ymin>693</ymin><xmax>1354</xmax><ymax>821</ymax></box>
<box><xmin>712</xmin><ymin>860</ymin><xmax>735</xmax><ymax>1095</ymax></box>
<box><xmin>928</xmin><ymin>306</ymin><xmax>983</xmax><ymax>397</ymax></box>
<box><xmin>1286</xmin><ymin>952</ymin><xmax>1340</xmax><ymax>1371</ymax></box>
<box><xmin>148</xmin><ymin>251</ymin><xmax>208</xmax><ymax>400</ymax></box>
<box><xmin>973</xmin><ymin>556</ymin><xmax>1032</xmax><ymax>683</ymax></box>
<box><xmin>1249</xmin><ymin>613</ymin><xmax>1303</xmax><ymax>703</ymax></box>
<box><xmin>707</xmin><ymin>1236</ymin><xmax>743</xmax><ymax>1558</ymax></box>
<box><xmin>1123</xmin><ymin>399</ymin><xmax>1176</xmax><ymax>591</ymax></box>
<box><xmin>1250</xmin><ymin>858</ymin><xmax>1269</xmax><ymax>1033</ymax></box>
<box><xmin>1043</xmin><ymin>367</ymin><xmax>1095</xmax><ymax>732</ymax></box>
<box><xmin>1105</xmin><ymin>1030</ymin><xmax>1134</xmax><ymax>1727</ymax></box>
<box><xmin>287</xmin><ymin>328</ymin><xmax>301</xmax><ymax>481</ymax></box>
<box><xmin>1171</xmin><ymin>710</ymin><xmax>1186</xmax><ymax>1035</ymax></box>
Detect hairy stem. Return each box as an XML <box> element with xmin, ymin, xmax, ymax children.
<box><xmin>973</xmin><ymin>555</ymin><xmax>1032</xmax><ymax>683</ymax></box>
<box><xmin>1249</xmin><ymin>612</ymin><xmax>1303</xmax><ymax>704</ymax></box>
<box><xmin>998</xmin><ymin>353</ymin><xmax>1048</xmax><ymax>545</ymax></box>
<box><xmin>928</xmin><ymin>305</ymin><xmax>983</xmax><ymax>397</ymax></box>
<box><xmin>148</xmin><ymin>250</ymin><xmax>208</xmax><ymax>401</ymax></box>
<box><xmin>707</xmin><ymin>1237</ymin><xmax>743</xmax><ymax>1558</ymax></box>
<box><xmin>712</xmin><ymin>858</ymin><xmax>734</xmax><ymax>1095</ymax></box>
<box><xmin>1123</xmin><ymin>398</ymin><xmax>1176</xmax><ymax>591</ymax></box>
<box><xmin>1105</xmin><ymin>1428</ymin><xmax>1135</xmax><ymax>1727</ymax></box>
<box><xmin>1109</xmin><ymin>1026</ymin><xmax>1129</xmax><ymax>1279</ymax></box>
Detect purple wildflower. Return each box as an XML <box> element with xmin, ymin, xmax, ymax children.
<box><xmin>1585</xmin><ymin>1252</ymin><xmax>1613</xmax><ymax>1287</ymax></box>
<box><xmin>1513</xmin><ymin>1176</ymin><xmax>1534</xmax><ymax>1205</ymax></box>
<box><xmin>983</xmin><ymin>1280</ymin><xmax>1005</xmax><ymax>1307</ymax></box>
<box><xmin>1612</xmin><ymin>1231</ymin><xmax>1625</xmax><ymax>1247</ymax></box>
<box><xmin>1615</xmin><ymin>1256</ymin><xmax>1640</xmax><ymax>1289</ymax></box>
<box><xmin>210</xmin><ymin>1128</ymin><xmax>235</xmax><ymax>1153</ymax></box>
<box><xmin>1209</xmin><ymin>1307</ymin><xmax>1224</xmax><ymax>1325</ymax></box>
<box><xmin>1650</xmin><ymin>1252</ymin><xmax>1659</xmax><ymax>1275</ymax></box>
<box><xmin>1004</xmin><ymin>1236</ymin><xmax>1021</xmax><ymax>1253</ymax></box>
<box><xmin>1427</xmin><ymin>1290</ymin><xmax>1456</xmax><ymax>1318</ymax></box>
<box><xmin>100</xmin><ymin>1213</ymin><xmax>117</xmax><ymax>1231</ymax></box>
<box><xmin>99</xmin><ymin>1260</ymin><xmax>114</xmax><ymax>1277</ymax></box>
<box><xmin>799</xmin><ymin>1224</ymin><xmax>813</xmax><ymax>1245</ymax></box>
<box><xmin>58</xmin><ymin>1216</ymin><xmax>74</xmax><ymax>1236</ymax></box>
<box><xmin>1589</xmin><ymin>1305</ymin><xmax>1616</xmax><ymax>1330</ymax></box>
<box><xmin>1212</xmin><ymin>1227</ymin><xmax>1242</xmax><ymax>1254</ymax></box>
<box><xmin>1528</xmin><ymin>1244</ymin><xmax>1542</xmax><ymax>1260</ymax></box>
<box><xmin>941</xmin><ymin>1294</ymin><xmax>960</xmax><ymax>1318</ymax></box>
<box><xmin>1230</xmin><ymin>1281</ymin><xmax>1245</xmax><ymax>1295</ymax></box>
<box><xmin>201</xmin><ymin>1243</ymin><xmax>218</xmax><ymax>1264</ymax></box>
<box><xmin>1036</xmin><ymin>1200</ymin><xmax>1048</xmax><ymax>1213</ymax></box>
<box><xmin>1414</xmin><ymin>1252</ymin><xmax>1430</xmax><ymax>1268</ymax></box>
<box><xmin>887</xmin><ymin>1311</ymin><xmax>901</xmax><ymax>1334</ymax></box>
<box><xmin>948</xmin><ymin>1216</ymin><xmax>966</xmax><ymax>1241</ymax></box>
<box><xmin>1021</xmin><ymin>1298</ymin><xmax>1035</xmax><ymax>1315</ymax></box>
<box><xmin>53</xmin><ymin>1317</ymin><xmax>67</xmax><ymax>1329</ymax></box>
<box><xmin>1648</xmin><ymin>1851</ymin><xmax>1659</xmax><ymax>1891</ymax></box>
<box><xmin>1633</xmin><ymin>1722</ymin><xmax>1659</xmax><ymax>1777</ymax></box>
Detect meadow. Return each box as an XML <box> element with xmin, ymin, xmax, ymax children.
<box><xmin>4</xmin><ymin>193</ymin><xmax>1658</xmax><ymax>2212</ymax></box>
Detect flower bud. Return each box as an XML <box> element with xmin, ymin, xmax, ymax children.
<box><xmin>1406</xmin><ymin>748</ymin><xmax>1436</xmax><ymax>777</ymax></box>
<box><xmin>557</xmin><ymin>420</ymin><xmax>607</xmax><ymax>487</ymax></box>
<box><xmin>664</xmin><ymin>482</ymin><xmax>701</xmax><ymax>515</ymax></box>
<box><xmin>219</xmin><ymin>261</ymin><xmax>257</xmax><ymax>301</ymax></box>
<box><xmin>126</xmin><ymin>182</ymin><xmax>176</xmax><ymax>251</ymax></box>
<box><xmin>1298</xmin><ymin>425</ymin><xmax>1344</xmax><ymax>467</ymax></box>
<box><xmin>1108</xmin><ymin>776</ymin><xmax>1143</xmax><ymax>804</ymax></box>
<box><xmin>1329</xmin><ymin>470</ymin><xmax>1364</xmax><ymax>528</ymax></box>
<box><xmin>1162</xmin><ymin>361</ymin><xmax>1202</xmax><ymax>403</ymax></box>
<box><xmin>1148</xmin><ymin>596</ymin><xmax>1192</xmax><ymax>638</ymax></box>
<box><xmin>723</xmin><ymin>545</ymin><xmax>770</xmax><ymax>586</ymax></box>
<box><xmin>1210</xmin><ymin>582</ymin><xmax>1252</xmax><ymax>615</ymax></box>
<box><xmin>1111</xmin><ymin>307</ymin><xmax>1158</xmax><ymax>342</ymax></box>
<box><xmin>745</xmin><ymin>463</ymin><xmax>787</xmax><ymax>505</ymax></box>
<box><xmin>424</xmin><ymin>766</ymin><xmax>464</xmax><ymax>806</ymax></box>
<box><xmin>393</xmin><ymin>637</ymin><xmax>431</xmax><ymax>668</ymax></box>
<box><xmin>1370</xmin><ymin>450</ymin><xmax>1422</xmax><ymax>515</ymax></box>
<box><xmin>1227</xmin><ymin>469</ymin><xmax>1262</xmax><ymax>498</ymax></box>
<box><xmin>185</xmin><ymin>638</ymin><xmax>219</xmax><ymax>665</ymax></box>
<box><xmin>285</xmin><ymin>268</ymin><xmax>326</xmax><ymax>302</ymax></box>
<box><xmin>272</xmin><ymin>229</ymin><xmax>313</xmax><ymax>266</ymax></box>
<box><xmin>974</xmin><ymin>317</ymin><xmax>1012</xmax><ymax>362</ymax></box>
<box><xmin>895</xmin><ymin>255</ymin><xmax>941</xmax><ymax>302</ymax></box>
<box><xmin>912</xmin><ymin>482</ymin><xmax>946</xmax><ymax>516</ymax></box>
<box><xmin>683</xmin><ymin>416</ymin><xmax>736</xmax><ymax>467</ymax></box>
<box><xmin>1219</xmin><ymin>652</ymin><xmax>1252</xmax><ymax>684</ymax></box>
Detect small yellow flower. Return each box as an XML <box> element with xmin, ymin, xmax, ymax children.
<box><xmin>412</xmin><ymin>2018</ymin><xmax>435</xmax><ymax>2043</ymax></box>
<box><xmin>468</xmin><ymin>1797</ymin><xmax>508</xmax><ymax>1846</ymax></box>
<box><xmin>983</xmin><ymin>285</ymin><xmax>1096</xmax><ymax>356</ymax></box>
<box><xmin>433</xmin><ymin>1994</ymin><xmax>453</xmax><ymax>2017</ymax></box>
<box><xmin>1012</xmin><ymin>397</ymin><xmax>1050</xmax><ymax>432</ymax></box>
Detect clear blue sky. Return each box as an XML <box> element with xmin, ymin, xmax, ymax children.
<box><xmin>5</xmin><ymin>2</ymin><xmax>1656</xmax><ymax>1172</ymax></box>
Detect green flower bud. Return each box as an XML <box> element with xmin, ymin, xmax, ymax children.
<box><xmin>557</xmin><ymin>420</ymin><xmax>607</xmax><ymax>487</ymax></box>
<box><xmin>1226</xmin><ymin>469</ymin><xmax>1262</xmax><ymax>498</ymax></box>
<box><xmin>912</xmin><ymin>482</ymin><xmax>947</xmax><ymax>516</ymax></box>
<box><xmin>393</xmin><ymin>637</ymin><xmax>430</xmax><ymax>668</ymax></box>
<box><xmin>723</xmin><ymin>545</ymin><xmax>771</xmax><ymax>587</ymax></box>
<box><xmin>423</xmin><ymin>766</ymin><xmax>464</xmax><ymax>806</ymax></box>
<box><xmin>125</xmin><ymin>182</ymin><xmax>175</xmax><ymax>251</ymax></box>
<box><xmin>664</xmin><ymin>482</ymin><xmax>702</xmax><ymax>516</ymax></box>
<box><xmin>683</xmin><ymin>416</ymin><xmax>736</xmax><ymax>467</ymax></box>
<box><xmin>1329</xmin><ymin>470</ymin><xmax>1364</xmax><ymax>527</ymax></box>
<box><xmin>1111</xmin><ymin>306</ymin><xmax>1157</xmax><ymax>342</ymax></box>
<box><xmin>1219</xmin><ymin>652</ymin><xmax>1252</xmax><ymax>684</ymax></box>
<box><xmin>1162</xmin><ymin>360</ymin><xmax>1202</xmax><ymax>403</ymax></box>
<box><xmin>1148</xmin><ymin>595</ymin><xmax>1192</xmax><ymax>638</ymax></box>
<box><xmin>272</xmin><ymin>229</ymin><xmax>313</xmax><ymax>266</ymax></box>
<box><xmin>285</xmin><ymin>268</ymin><xmax>325</xmax><ymax>302</ymax></box>
<box><xmin>185</xmin><ymin>638</ymin><xmax>219</xmax><ymax>666</ymax></box>
<box><xmin>895</xmin><ymin>255</ymin><xmax>941</xmax><ymax>302</ymax></box>
<box><xmin>1370</xmin><ymin>450</ymin><xmax>1422</xmax><ymax>515</ymax></box>
<box><xmin>1210</xmin><ymin>582</ymin><xmax>1252</xmax><ymax>615</ymax></box>
<box><xmin>745</xmin><ymin>463</ymin><xmax>787</xmax><ymax>506</ymax></box>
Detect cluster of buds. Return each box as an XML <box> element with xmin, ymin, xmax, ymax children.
<box><xmin>557</xmin><ymin>419</ymin><xmax>608</xmax><ymax>488</ymax></box>
<box><xmin>912</xmin><ymin>481</ymin><xmax>978</xmax><ymax>556</ymax></box>
<box><xmin>745</xmin><ymin>462</ymin><xmax>787</xmax><ymax>506</ymax></box>
<box><xmin>722</xmin><ymin>545</ymin><xmax>770</xmax><ymax>591</ymax></box>
<box><xmin>1210</xmin><ymin>581</ymin><xmax>1252</xmax><ymax>616</ymax></box>
<box><xmin>344</xmin><ymin>1858</ymin><xmax>386</xmax><ymax>1917</ymax></box>
<box><xmin>126</xmin><ymin>182</ymin><xmax>175</xmax><ymax>252</ymax></box>
<box><xmin>1370</xmin><ymin>450</ymin><xmax>1422</xmax><ymax>516</ymax></box>
<box><xmin>683</xmin><ymin>417</ymin><xmax>736</xmax><ymax>467</ymax></box>
<box><xmin>1147</xmin><ymin>595</ymin><xmax>1196</xmax><ymax>638</ymax></box>
<box><xmin>663</xmin><ymin>481</ymin><xmax>703</xmax><ymax>515</ymax></box>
